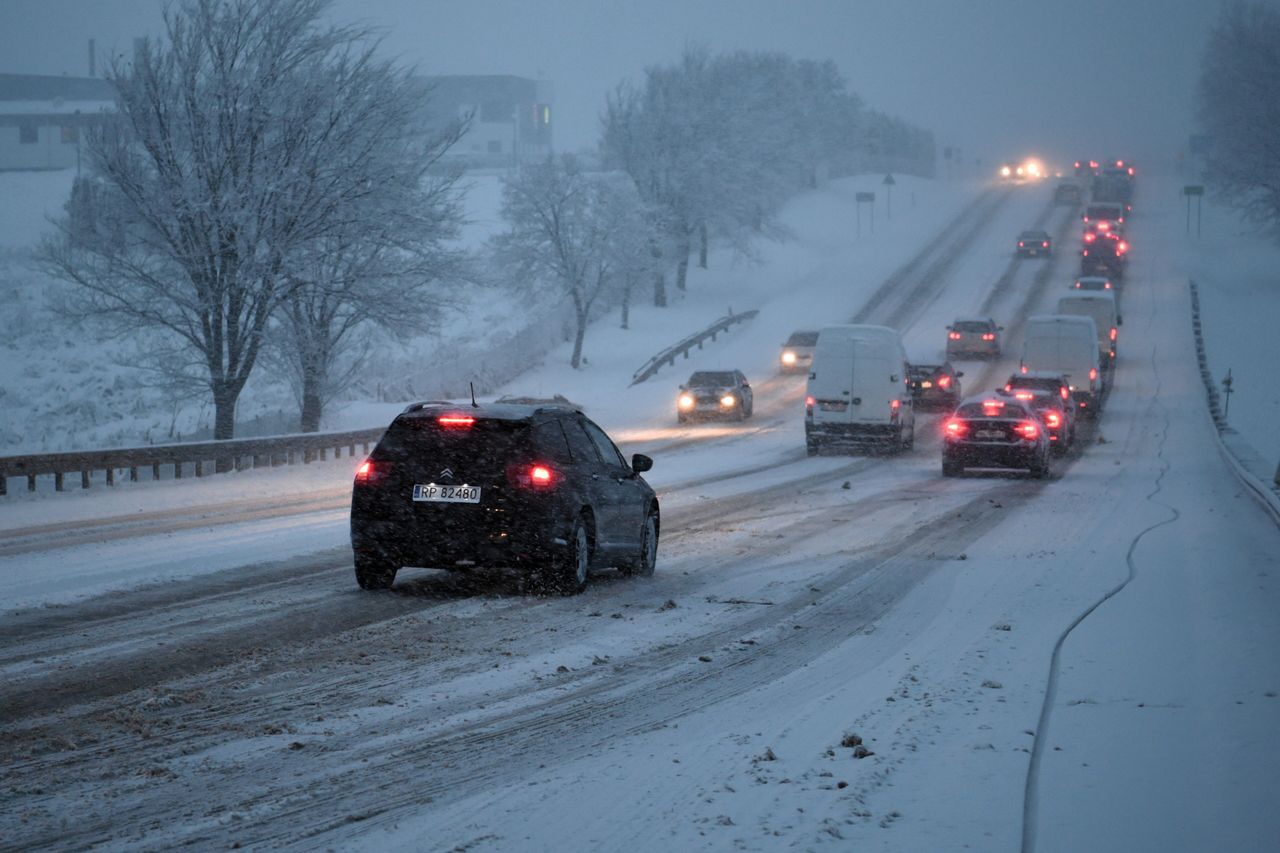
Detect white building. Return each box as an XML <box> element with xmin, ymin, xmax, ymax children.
<box><xmin>410</xmin><ymin>75</ymin><xmax>554</xmax><ymax>170</ymax></box>
<box><xmin>0</xmin><ymin>74</ymin><xmax>115</xmax><ymax>172</ymax></box>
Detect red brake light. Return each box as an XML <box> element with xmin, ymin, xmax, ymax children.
<box><xmin>1014</xmin><ymin>391</ymin><xmax>1034</xmax><ymax>400</ymax></box>
<box><xmin>1017</xmin><ymin>421</ymin><xmax>1039</xmax><ymax>440</ymax></box>
<box><xmin>1045</xmin><ymin>412</ymin><xmax>1061</xmax><ymax>427</ymax></box>
<box><xmin>1004</xmin><ymin>383</ymin><xmax>1013</xmax><ymax>392</ymax></box>
<box><xmin>1018</xmin><ymin>241</ymin><xmax>1025</xmax><ymax>247</ymax></box>
<box><xmin>1042</xmin><ymin>241</ymin><xmax>1049</xmax><ymax>248</ymax></box>
<box><xmin>510</xmin><ymin>463</ymin><xmax>556</xmax><ymax>489</ymax></box>
<box><xmin>438</xmin><ymin>415</ymin><xmax>476</xmax><ymax>428</ymax></box>
<box><xmin>948</xmin><ymin>331</ymin><xmax>962</xmax><ymax>340</ymax></box>
<box><xmin>530</xmin><ymin>465</ymin><xmax>553</xmax><ymax>486</ymax></box>
<box><xmin>356</xmin><ymin>460</ymin><xmax>374</xmax><ymax>481</ymax></box>
<box><xmin>981</xmin><ymin>333</ymin><xmax>996</xmax><ymax>341</ymax></box>
<box><xmin>937</xmin><ymin>374</ymin><xmax>951</xmax><ymax>389</ymax></box>
<box><xmin>1084</xmin><ymin>233</ymin><xmax>1096</xmax><ymax>243</ymax></box>
<box><xmin>1060</xmin><ymin>386</ymin><xmax>1070</xmax><ymax>400</ymax></box>
<box><xmin>805</xmin><ymin>395</ymin><xmax>815</xmax><ymax>408</ymax></box>
<box><xmin>1089</xmin><ymin>367</ymin><xmax>1098</xmax><ymax>381</ymax></box>
<box><xmin>945</xmin><ymin>419</ymin><xmax>966</xmax><ymax>437</ymax></box>
<box><xmin>1118</xmin><ymin>242</ymin><xmax>1128</xmax><ymax>253</ymax></box>
<box><xmin>1110</xmin><ymin>327</ymin><xmax>1117</xmax><ymax>341</ymax></box>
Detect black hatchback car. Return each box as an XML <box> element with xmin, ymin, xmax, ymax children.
<box><xmin>1016</xmin><ymin>229</ymin><xmax>1053</xmax><ymax>257</ymax></box>
<box><xmin>942</xmin><ymin>396</ymin><xmax>1050</xmax><ymax>478</ymax></box>
<box><xmin>350</xmin><ymin>401</ymin><xmax>659</xmax><ymax>595</ymax></box>
<box><xmin>907</xmin><ymin>362</ymin><xmax>963</xmax><ymax>410</ymax></box>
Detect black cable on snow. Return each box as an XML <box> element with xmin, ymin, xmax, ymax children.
<box><xmin>1020</xmin><ymin>341</ymin><xmax>1182</xmax><ymax>853</ymax></box>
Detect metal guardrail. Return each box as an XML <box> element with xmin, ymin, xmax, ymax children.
<box><xmin>630</xmin><ymin>308</ymin><xmax>760</xmax><ymax>386</ymax></box>
<box><xmin>1188</xmin><ymin>279</ymin><xmax>1280</xmax><ymax>521</ymax></box>
<box><xmin>0</xmin><ymin>427</ymin><xmax>386</xmax><ymax>496</ymax></box>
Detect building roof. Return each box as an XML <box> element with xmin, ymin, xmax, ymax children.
<box><xmin>0</xmin><ymin>73</ymin><xmax>116</xmax><ymax>103</ymax></box>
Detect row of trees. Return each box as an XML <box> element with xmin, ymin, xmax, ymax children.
<box><xmin>1198</xmin><ymin>1</ymin><xmax>1280</xmax><ymax>241</ymax></box>
<box><xmin>44</xmin><ymin>5</ymin><xmax>936</xmax><ymax>439</ymax></box>
<box><xmin>45</xmin><ymin>0</ymin><xmax>466</xmax><ymax>440</ymax></box>
<box><xmin>600</xmin><ymin>48</ymin><xmax>934</xmax><ymax>305</ymax></box>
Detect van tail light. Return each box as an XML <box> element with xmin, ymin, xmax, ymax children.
<box><xmin>1017</xmin><ymin>421</ymin><xmax>1040</xmax><ymax>440</ymax></box>
<box><xmin>890</xmin><ymin>398</ymin><xmax>901</xmax><ymax>421</ymax></box>
<box><xmin>948</xmin><ymin>331</ymin><xmax>962</xmax><ymax>340</ymax></box>
<box><xmin>937</xmin><ymin>374</ymin><xmax>951</xmax><ymax>389</ymax></box>
<box><xmin>509</xmin><ymin>463</ymin><xmax>556</xmax><ymax>490</ymax></box>
<box><xmin>945</xmin><ymin>419</ymin><xmax>967</xmax><ymax>438</ymax></box>
<box><xmin>1110</xmin><ymin>327</ymin><xmax>1117</xmax><ymax>341</ymax></box>
<box><xmin>805</xmin><ymin>395</ymin><xmax>815</xmax><ymax>417</ymax></box>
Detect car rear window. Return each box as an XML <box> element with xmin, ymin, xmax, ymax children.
<box><xmin>786</xmin><ymin>332</ymin><xmax>819</xmax><ymax>346</ymax></box>
<box><xmin>373</xmin><ymin>417</ymin><xmax>531</xmax><ymax>469</ymax></box>
<box><xmin>1010</xmin><ymin>377</ymin><xmax>1063</xmax><ymax>393</ymax></box>
<box><xmin>954</xmin><ymin>321</ymin><xmax>991</xmax><ymax>332</ymax></box>
<box><xmin>688</xmin><ymin>371</ymin><xmax>736</xmax><ymax>386</ymax></box>
<box><xmin>958</xmin><ymin>401</ymin><xmax>1026</xmax><ymax>419</ymax></box>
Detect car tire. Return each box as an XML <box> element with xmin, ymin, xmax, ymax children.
<box><xmin>901</xmin><ymin>422</ymin><xmax>915</xmax><ymax>452</ymax></box>
<box><xmin>551</xmin><ymin>517</ymin><xmax>591</xmax><ymax>596</ymax></box>
<box><xmin>942</xmin><ymin>456</ymin><xmax>962</xmax><ymax>477</ymax></box>
<box><xmin>806</xmin><ymin>438</ymin><xmax>820</xmax><ymax>456</ymax></box>
<box><xmin>622</xmin><ymin>510</ymin><xmax>658</xmax><ymax>578</ymax></box>
<box><xmin>354</xmin><ymin>552</ymin><xmax>397</xmax><ymax>590</ymax></box>
<box><xmin>1030</xmin><ymin>453</ymin><xmax>1050</xmax><ymax>479</ymax></box>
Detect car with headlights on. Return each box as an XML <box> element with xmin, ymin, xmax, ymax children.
<box><xmin>350</xmin><ymin>400</ymin><xmax>658</xmax><ymax>595</ymax></box>
<box><xmin>677</xmin><ymin>370</ymin><xmax>754</xmax><ymax>422</ymax></box>
<box><xmin>942</xmin><ymin>396</ymin><xmax>1051</xmax><ymax>478</ymax></box>
<box><xmin>907</xmin><ymin>362</ymin><xmax>963</xmax><ymax>410</ymax></box>
<box><xmin>779</xmin><ymin>330</ymin><xmax>819</xmax><ymax>374</ymax></box>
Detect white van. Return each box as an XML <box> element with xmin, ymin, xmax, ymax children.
<box><xmin>1057</xmin><ymin>292</ymin><xmax>1120</xmax><ymax>365</ymax></box>
<box><xmin>805</xmin><ymin>325</ymin><xmax>914</xmax><ymax>454</ymax></box>
<box><xmin>1021</xmin><ymin>315</ymin><xmax>1102</xmax><ymax>414</ymax></box>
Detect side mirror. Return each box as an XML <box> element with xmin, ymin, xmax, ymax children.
<box><xmin>631</xmin><ymin>453</ymin><xmax>653</xmax><ymax>474</ymax></box>
<box><xmin>956</xmin><ymin>371</ymin><xmax>965</xmax><ymax>378</ymax></box>
<box><xmin>945</xmin><ymin>325</ymin><xmax>953</xmax><ymax>331</ymax></box>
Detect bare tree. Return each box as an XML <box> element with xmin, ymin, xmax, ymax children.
<box><xmin>42</xmin><ymin>0</ymin><xmax>407</xmax><ymax>443</ymax></box>
<box><xmin>1199</xmin><ymin>1</ymin><xmax>1280</xmax><ymax>239</ymax></box>
<box><xmin>270</xmin><ymin>77</ymin><xmax>468</xmax><ymax>432</ymax></box>
<box><xmin>492</xmin><ymin>156</ymin><xmax>650</xmax><ymax>369</ymax></box>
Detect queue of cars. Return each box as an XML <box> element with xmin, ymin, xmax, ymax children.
<box><xmin>349</xmin><ymin>162</ymin><xmax>1134</xmax><ymax>592</ymax></box>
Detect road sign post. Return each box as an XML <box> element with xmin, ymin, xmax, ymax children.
<box><xmin>1184</xmin><ymin>185</ymin><xmax>1204</xmax><ymax>237</ymax></box>
<box><xmin>883</xmin><ymin>173</ymin><xmax>896</xmax><ymax>220</ymax></box>
<box><xmin>855</xmin><ymin>191</ymin><xmax>875</xmax><ymax>237</ymax></box>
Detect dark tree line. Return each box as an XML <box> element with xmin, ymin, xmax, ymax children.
<box><xmin>1198</xmin><ymin>1</ymin><xmax>1280</xmax><ymax>240</ymax></box>
<box><xmin>601</xmin><ymin>47</ymin><xmax>935</xmax><ymax>304</ymax></box>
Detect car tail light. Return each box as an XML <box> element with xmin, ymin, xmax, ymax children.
<box><xmin>1110</xmin><ymin>327</ymin><xmax>1118</xmax><ymax>341</ymax></box>
<box><xmin>1016</xmin><ymin>421</ymin><xmax>1039</xmax><ymax>440</ymax></box>
<box><xmin>948</xmin><ymin>331</ymin><xmax>962</xmax><ymax>340</ymax></box>
<box><xmin>1020</xmin><ymin>365</ymin><xmax>1028</xmax><ymax>374</ymax></box>
<box><xmin>356</xmin><ymin>460</ymin><xmax>374</xmax><ymax>481</ymax></box>
<box><xmin>1060</xmin><ymin>386</ymin><xmax>1070</xmax><ymax>400</ymax></box>
<box><xmin>890</xmin><ymin>398</ymin><xmax>901</xmax><ymax>420</ymax></box>
<box><xmin>1084</xmin><ymin>233</ymin><xmax>1096</xmax><ymax>243</ymax></box>
<box><xmin>1082</xmin><ymin>249</ymin><xmax>1089</xmax><ymax>256</ymax></box>
<box><xmin>438</xmin><ymin>415</ymin><xmax>475</xmax><ymax>429</ymax></box>
<box><xmin>982</xmin><ymin>333</ymin><xmax>996</xmax><ymax>341</ymax></box>
<box><xmin>937</xmin><ymin>374</ymin><xmax>951</xmax><ymax>389</ymax></box>
<box><xmin>1089</xmin><ymin>367</ymin><xmax>1098</xmax><ymax>381</ymax></box>
<box><xmin>1044</xmin><ymin>411</ymin><xmax>1061</xmax><ymax>428</ymax></box>
<box><xmin>1014</xmin><ymin>391</ymin><xmax>1034</xmax><ymax>400</ymax></box>
<box><xmin>1018</xmin><ymin>241</ymin><xmax>1025</xmax><ymax>248</ymax></box>
<box><xmin>1004</xmin><ymin>383</ymin><xmax>1014</xmax><ymax>392</ymax></box>
<box><xmin>805</xmin><ymin>395</ymin><xmax>815</xmax><ymax>407</ymax></box>
<box><xmin>1042</xmin><ymin>241</ymin><xmax>1049</xmax><ymax>248</ymax></box>
<box><xmin>1128</xmin><ymin>167</ymin><xmax>1135</xmax><ymax>175</ymax></box>
<box><xmin>945</xmin><ymin>419</ymin><xmax>966</xmax><ymax>437</ymax></box>
<box><xmin>355</xmin><ymin>459</ymin><xmax>386</xmax><ymax>485</ymax></box>
<box><xmin>509</xmin><ymin>463</ymin><xmax>556</xmax><ymax>490</ymax></box>
<box><xmin>1118</xmin><ymin>241</ymin><xmax>1128</xmax><ymax>253</ymax></box>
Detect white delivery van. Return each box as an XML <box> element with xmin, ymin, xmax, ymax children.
<box><xmin>805</xmin><ymin>325</ymin><xmax>914</xmax><ymax>454</ymax></box>
<box><xmin>1021</xmin><ymin>315</ymin><xmax>1102</xmax><ymax>414</ymax></box>
<box><xmin>1056</xmin><ymin>292</ymin><xmax>1120</xmax><ymax>366</ymax></box>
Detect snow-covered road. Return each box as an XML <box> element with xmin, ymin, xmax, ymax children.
<box><xmin>2</xmin><ymin>176</ymin><xmax>1276</xmax><ymax>852</ymax></box>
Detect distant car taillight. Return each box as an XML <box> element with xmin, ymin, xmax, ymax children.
<box><xmin>1017</xmin><ymin>421</ymin><xmax>1040</xmax><ymax>440</ymax></box>
<box><xmin>1018</xmin><ymin>241</ymin><xmax>1025</xmax><ymax>248</ymax></box>
<box><xmin>1044</xmin><ymin>412</ymin><xmax>1061</xmax><ymax>428</ymax></box>
<box><xmin>937</xmin><ymin>374</ymin><xmax>951</xmax><ymax>389</ymax></box>
<box><xmin>1042</xmin><ymin>241</ymin><xmax>1049</xmax><ymax>248</ymax></box>
<box><xmin>1060</xmin><ymin>386</ymin><xmax>1070</xmax><ymax>400</ymax></box>
<box><xmin>1014</xmin><ymin>391</ymin><xmax>1034</xmax><ymax>400</ymax></box>
<box><xmin>948</xmin><ymin>331</ymin><xmax>962</xmax><ymax>340</ymax></box>
<box><xmin>1089</xmin><ymin>367</ymin><xmax>1098</xmax><ymax>381</ymax></box>
<box><xmin>981</xmin><ymin>333</ymin><xmax>996</xmax><ymax>341</ymax></box>
<box><xmin>1110</xmin><ymin>327</ymin><xmax>1118</xmax><ymax>341</ymax></box>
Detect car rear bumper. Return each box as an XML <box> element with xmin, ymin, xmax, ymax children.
<box><xmin>807</xmin><ymin>422</ymin><xmax>903</xmax><ymax>444</ymax></box>
<box><xmin>945</xmin><ymin>443</ymin><xmax>1040</xmax><ymax>470</ymax></box>
<box><xmin>351</xmin><ymin>506</ymin><xmax>570</xmax><ymax>569</ymax></box>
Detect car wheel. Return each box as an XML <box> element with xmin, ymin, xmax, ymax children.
<box><xmin>1030</xmin><ymin>453</ymin><xmax>1050</xmax><ymax>479</ymax></box>
<box><xmin>623</xmin><ymin>510</ymin><xmax>658</xmax><ymax>578</ymax></box>
<box><xmin>354</xmin><ymin>552</ymin><xmax>397</xmax><ymax>590</ymax></box>
<box><xmin>942</xmin><ymin>456</ymin><xmax>962</xmax><ymax>477</ymax></box>
<box><xmin>901</xmin><ymin>422</ymin><xmax>915</xmax><ymax>451</ymax></box>
<box><xmin>551</xmin><ymin>518</ymin><xmax>591</xmax><ymax>595</ymax></box>
<box><xmin>806</xmin><ymin>437</ymin><xmax>820</xmax><ymax>456</ymax></box>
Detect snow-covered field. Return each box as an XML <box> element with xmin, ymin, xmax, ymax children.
<box><xmin>1</xmin><ymin>170</ymin><xmax>1277</xmax><ymax>852</ymax></box>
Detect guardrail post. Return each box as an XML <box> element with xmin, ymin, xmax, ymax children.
<box><xmin>174</xmin><ymin>461</ymin><xmax>182</xmax><ymax>479</ymax></box>
<box><xmin>195</xmin><ymin>460</ymin><xmax>204</xmax><ymax>477</ymax></box>
<box><xmin>28</xmin><ymin>474</ymin><xmax>36</xmax><ymax>492</ymax></box>
<box><xmin>152</xmin><ymin>462</ymin><xmax>161</xmax><ymax>481</ymax></box>
<box><xmin>80</xmin><ymin>470</ymin><xmax>90</xmax><ymax>489</ymax></box>
<box><xmin>106</xmin><ymin>467</ymin><xmax>115</xmax><ymax>487</ymax></box>
<box><xmin>55</xmin><ymin>472</ymin><xmax>64</xmax><ymax>491</ymax></box>
<box><xmin>0</xmin><ymin>476</ymin><xmax>5</xmax><ymax>497</ymax></box>
<box><xmin>130</xmin><ymin>466</ymin><xmax>139</xmax><ymax>482</ymax></box>
<box><xmin>320</xmin><ymin>447</ymin><xmax>328</xmax><ymax>462</ymax></box>
<box><xmin>349</xmin><ymin>442</ymin><xmax>356</xmax><ymax>457</ymax></box>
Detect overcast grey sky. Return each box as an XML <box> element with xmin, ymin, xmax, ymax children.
<box><xmin>0</xmin><ymin>0</ymin><xmax>1231</xmax><ymax>170</ymax></box>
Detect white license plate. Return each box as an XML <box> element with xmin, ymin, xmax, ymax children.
<box><xmin>975</xmin><ymin>429</ymin><xmax>1003</xmax><ymax>440</ymax></box>
<box><xmin>412</xmin><ymin>483</ymin><xmax>481</xmax><ymax>503</ymax></box>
